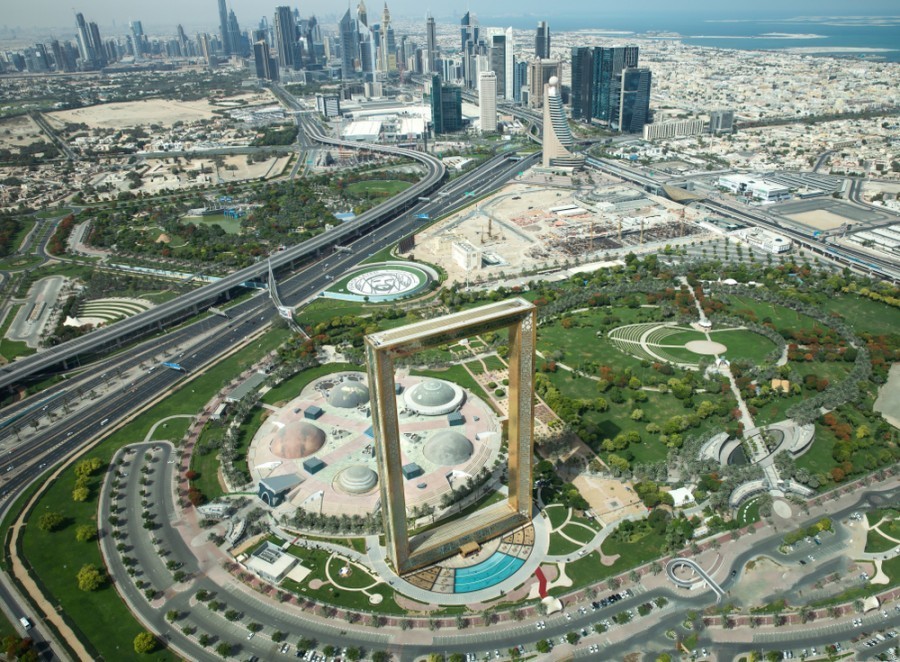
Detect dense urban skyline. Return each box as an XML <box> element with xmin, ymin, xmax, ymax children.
<box><xmin>1</xmin><ymin>2</ymin><xmax>899</xmax><ymax>31</ymax></box>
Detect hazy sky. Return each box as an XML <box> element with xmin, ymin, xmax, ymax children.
<box><xmin>2</xmin><ymin>1</ymin><xmax>898</xmax><ymax>32</ymax></box>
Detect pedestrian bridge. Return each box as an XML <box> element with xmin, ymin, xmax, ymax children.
<box><xmin>665</xmin><ymin>557</ymin><xmax>726</xmax><ymax>603</ymax></box>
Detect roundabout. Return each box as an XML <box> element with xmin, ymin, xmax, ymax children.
<box><xmin>323</xmin><ymin>261</ymin><xmax>437</xmax><ymax>302</ymax></box>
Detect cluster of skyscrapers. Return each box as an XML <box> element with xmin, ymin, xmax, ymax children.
<box><xmin>571</xmin><ymin>46</ymin><xmax>651</xmax><ymax>133</ymax></box>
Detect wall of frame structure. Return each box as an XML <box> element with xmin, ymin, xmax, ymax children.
<box><xmin>365</xmin><ymin>298</ymin><xmax>537</xmax><ymax>574</ymax></box>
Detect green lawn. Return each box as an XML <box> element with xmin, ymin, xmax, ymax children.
<box><xmin>736</xmin><ymin>496</ymin><xmax>762</xmax><ymax>527</ymax></box>
<box><xmin>865</xmin><ymin>529</ymin><xmax>898</xmax><ymax>554</ymax></box>
<box><xmin>464</xmin><ymin>360</ymin><xmax>485</xmax><ymax>376</ymax></box>
<box><xmin>182</xmin><ymin>213</ymin><xmax>242</xmax><ymax>234</ymax></box>
<box><xmin>233</xmin><ymin>406</ymin><xmax>267</xmax><ymax>480</ymax></box>
<box><xmin>710</xmin><ymin>329</ymin><xmax>777</xmax><ymax>364</ymax></box>
<box><xmin>149</xmin><ymin>417</ymin><xmax>192</xmax><ymax>442</ymax></box>
<box><xmin>262</xmin><ymin>363</ymin><xmax>358</xmax><ymax>405</ymax></box>
<box><xmin>724</xmin><ymin>295</ymin><xmax>821</xmax><ymax>335</ymax></box>
<box><xmin>15</xmin><ymin>327</ymin><xmax>290</xmax><ymax>661</ymax></box>
<box><xmin>297</xmin><ymin>299</ymin><xmax>366</xmax><ymax>327</ymax></box>
<box><xmin>545</xmin><ymin>504</ymin><xmax>569</xmax><ymax>530</ymax></box>
<box><xmin>327</xmin><ymin>557</ymin><xmax>378</xmax><ymax>590</ymax></box>
<box><xmin>344</xmin><ymin>180</ymin><xmax>412</xmax><ymax>197</ymax></box>
<box><xmin>817</xmin><ymin>293</ymin><xmax>900</xmax><ymax>336</ymax></box>
<box><xmin>0</xmin><ymin>303</ymin><xmax>35</xmax><ymax>362</ymax></box>
<box><xmin>559</xmin><ymin>522</ymin><xmax>598</xmax><ymax>544</ymax></box>
<box><xmin>548</xmin><ymin>534</ymin><xmax>584</xmax><ymax>556</ymax></box>
<box><xmin>190</xmin><ymin>424</ymin><xmax>226</xmax><ymax>501</ymax></box>
<box><xmin>10</xmin><ymin>217</ymin><xmax>35</xmax><ymax>251</ymax></box>
<box><xmin>482</xmin><ymin>355</ymin><xmax>506</xmax><ymax>372</ymax></box>
<box><xmin>35</xmin><ymin>207</ymin><xmax>72</xmax><ymax>219</ymax></box>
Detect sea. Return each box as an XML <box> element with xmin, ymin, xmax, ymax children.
<box><xmin>481</xmin><ymin>12</ymin><xmax>900</xmax><ymax>63</ymax></box>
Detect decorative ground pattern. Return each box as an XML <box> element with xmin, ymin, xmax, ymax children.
<box><xmin>324</xmin><ymin>262</ymin><xmax>436</xmax><ymax>302</ymax></box>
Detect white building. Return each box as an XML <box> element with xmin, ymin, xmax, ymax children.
<box><xmin>478</xmin><ymin>71</ymin><xmax>498</xmax><ymax>134</ymax></box>
<box><xmin>718</xmin><ymin>174</ymin><xmax>790</xmax><ymax>202</ymax></box>
<box><xmin>643</xmin><ymin>118</ymin><xmax>705</xmax><ymax>141</ymax></box>
<box><xmin>734</xmin><ymin>227</ymin><xmax>792</xmax><ymax>254</ymax></box>
<box><xmin>452</xmin><ymin>239</ymin><xmax>481</xmax><ymax>271</ymax></box>
<box><xmin>244</xmin><ymin>542</ymin><xmax>297</xmax><ymax>583</ymax></box>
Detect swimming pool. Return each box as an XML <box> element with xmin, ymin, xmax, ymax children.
<box><xmin>453</xmin><ymin>552</ymin><xmax>525</xmax><ymax>593</ymax></box>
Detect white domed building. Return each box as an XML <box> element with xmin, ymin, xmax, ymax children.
<box><xmin>247</xmin><ymin>371</ymin><xmax>501</xmax><ymax>518</ymax></box>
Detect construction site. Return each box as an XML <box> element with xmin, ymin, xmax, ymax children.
<box><xmin>408</xmin><ymin>169</ymin><xmax>716</xmax><ymax>285</ymax></box>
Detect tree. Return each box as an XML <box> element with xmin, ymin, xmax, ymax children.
<box><xmin>37</xmin><ymin>511</ymin><xmax>65</xmax><ymax>532</ymax></box>
<box><xmin>76</xmin><ymin>564</ymin><xmax>104</xmax><ymax>591</ymax></box>
<box><xmin>72</xmin><ymin>486</ymin><xmax>90</xmax><ymax>502</ymax></box>
<box><xmin>215</xmin><ymin>641</ymin><xmax>232</xmax><ymax>658</ymax></box>
<box><xmin>74</xmin><ymin>524</ymin><xmax>96</xmax><ymax>542</ymax></box>
<box><xmin>536</xmin><ymin>639</ymin><xmax>551</xmax><ymax>653</ymax></box>
<box><xmin>372</xmin><ymin>652</ymin><xmax>391</xmax><ymax>662</ymax></box>
<box><xmin>166</xmin><ymin>610</ymin><xmax>179</xmax><ymax>623</ymax></box>
<box><xmin>133</xmin><ymin>631</ymin><xmax>157</xmax><ymax>654</ymax></box>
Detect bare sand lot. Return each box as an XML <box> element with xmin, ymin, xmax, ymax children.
<box><xmin>48</xmin><ymin>99</ymin><xmax>222</xmax><ymax>129</ymax></box>
<box><xmin>0</xmin><ymin>115</ymin><xmax>48</xmax><ymax>148</ymax></box>
<box><xmin>786</xmin><ymin>209</ymin><xmax>853</xmax><ymax>231</ymax></box>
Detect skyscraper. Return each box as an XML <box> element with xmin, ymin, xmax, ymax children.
<box><xmin>339</xmin><ymin>9</ymin><xmax>359</xmax><ymax>78</ymax></box>
<box><xmin>542</xmin><ymin>76</ymin><xmax>582</xmax><ymax>169</ymax></box>
<box><xmin>535</xmin><ymin>21</ymin><xmax>550</xmax><ymax>59</ymax></box>
<box><xmin>592</xmin><ymin>46</ymin><xmax>639</xmax><ymax>125</ymax></box>
<box><xmin>425</xmin><ymin>15</ymin><xmax>437</xmax><ymax>75</ymax></box>
<box><xmin>613</xmin><ymin>67</ymin><xmax>651</xmax><ymax>133</ymax></box>
<box><xmin>88</xmin><ymin>22</ymin><xmax>106</xmax><ymax>67</ymax></box>
<box><xmin>227</xmin><ymin>11</ymin><xmax>244</xmax><ymax>57</ymax></box>
<box><xmin>570</xmin><ymin>47</ymin><xmax>594</xmax><ymax>121</ymax></box>
<box><xmin>380</xmin><ymin>3</ymin><xmax>396</xmax><ymax>73</ymax></box>
<box><xmin>217</xmin><ymin>0</ymin><xmax>232</xmax><ymax>55</ymax></box>
<box><xmin>460</xmin><ymin>11</ymin><xmax>478</xmax><ymax>52</ymax></box>
<box><xmin>528</xmin><ymin>59</ymin><xmax>561</xmax><ymax>109</ymax></box>
<box><xmin>513</xmin><ymin>59</ymin><xmax>527</xmax><ymax>104</ymax></box>
<box><xmin>75</xmin><ymin>12</ymin><xmax>95</xmax><ymax>68</ymax></box>
<box><xmin>253</xmin><ymin>40</ymin><xmax>278</xmax><ymax>81</ymax></box>
<box><xmin>274</xmin><ymin>6</ymin><xmax>296</xmax><ymax>69</ymax></box>
<box><xmin>478</xmin><ymin>71</ymin><xmax>498</xmax><ymax>134</ymax></box>
<box><xmin>489</xmin><ymin>33</ymin><xmax>507</xmax><ymax>100</ymax></box>
<box><xmin>430</xmin><ymin>75</ymin><xmax>462</xmax><ymax>134</ymax></box>
<box><xmin>130</xmin><ymin>21</ymin><xmax>145</xmax><ymax>59</ymax></box>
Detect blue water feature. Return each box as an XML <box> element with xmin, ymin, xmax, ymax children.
<box><xmin>453</xmin><ymin>552</ymin><xmax>525</xmax><ymax>593</ymax></box>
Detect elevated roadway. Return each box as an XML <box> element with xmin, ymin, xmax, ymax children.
<box><xmin>666</xmin><ymin>558</ymin><xmax>726</xmax><ymax>603</ymax></box>
<box><xmin>0</xmin><ymin>98</ymin><xmax>447</xmax><ymax>393</ymax></box>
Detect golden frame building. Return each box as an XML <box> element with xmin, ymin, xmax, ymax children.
<box><xmin>365</xmin><ymin>298</ymin><xmax>537</xmax><ymax>574</ymax></box>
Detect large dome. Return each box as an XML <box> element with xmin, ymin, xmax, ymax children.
<box><xmin>403</xmin><ymin>379</ymin><xmax>465</xmax><ymax>416</ymax></box>
<box><xmin>423</xmin><ymin>430</ymin><xmax>474</xmax><ymax>466</ymax></box>
<box><xmin>328</xmin><ymin>381</ymin><xmax>370</xmax><ymax>408</ymax></box>
<box><xmin>337</xmin><ymin>465</ymin><xmax>378</xmax><ymax>494</ymax></box>
<box><xmin>270</xmin><ymin>422</ymin><xmax>326</xmax><ymax>459</ymax></box>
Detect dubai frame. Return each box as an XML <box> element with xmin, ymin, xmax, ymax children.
<box><xmin>365</xmin><ymin>298</ymin><xmax>537</xmax><ymax>574</ymax></box>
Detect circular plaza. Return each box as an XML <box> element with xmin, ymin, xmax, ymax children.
<box><xmin>324</xmin><ymin>262</ymin><xmax>437</xmax><ymax>302</ymax></box>
<box><xmin>248</xmin><ymin>371</ymin><xmax>502</xmax><ymax>517</ymax></box>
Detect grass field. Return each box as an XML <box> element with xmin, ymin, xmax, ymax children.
<box><xmin>545</xmin><ymin>504</ymin><xmax>569</xmax><ymax>530</ymax></box>
<box><xmin>482</xmin><ymin>355</ymin><xmax>506</xmax><ymax>372</ymax></box>
<box><xmin>183</xmin><ymin>213</ymin><xmax>243</xmax><ymax>234</ymax></box>
<box><xmin>261</xmin><ymin>362</ymin><xmax>357</xmax><ymax>405</ymax></box>
<box><xmin>736</xmin><ymin>496</ymin><xmax>762</xmax><ymax>527</ymax></box>
<box><xmin>711</xmin><ymin>329</ymin><xmax>777</xmax><ymax>364</ymax></box>
<box><xmin>35</xmin><ymin>207</ymin><xmax>72</xmax><ymax>219</ymax></box>
<box><xmin>0</xmin><ymin>303</ymin><xmax>35</xmax><ymax>361</ymax></box>
<box><xmin>724</xmin><ymin>295</ymin><xmax>821</xmax><ymax>335</ymax></box>
<box><xmin>149</xmin><ymin>416</ymin><xmax>192</xmax><ymax>442</ymax></box>
<box><xmin>865</xmin><ymin>529</ymin><xmax>898</xmax><ymax>554</ymax></box>
<box><xmin>344</xmin><ymin>180</ymin><xmax>412</xmax><ymax>197</ymax></box>
<box><xmin>548</xmin><ymin>534</ymin><xmax>584</xmax><ymax>556</ymax></box>
<box><xmin>15</xmin><ymin>327</ymin><xmax>290</xmax><ymax>661</ymax></box>
<box><xmin>464</xmin><ymin>360</ymin><xmax>484</xmax><ymax>375</ymax></box>
<box><xmin>190</xmin><ymin>424</ymin><xmax>226</xmax><ymax>501</ymax></box>
<box><xmin>817</xmin><ymin>294</ymin><xmax>900</xmax><ymax>336</ymax></box>
<box><xmin>559</xmin><ymin>522</ymin><xmax>598</xmax><ymax>544</ymax></box>
<box><xmin>10</xmin><ymin>217</ymin><xmax>35</xmax><ymax>251</ymax></box>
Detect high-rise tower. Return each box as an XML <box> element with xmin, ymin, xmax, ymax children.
<box><xmin>274</xmin><ymin>6</ymin><xmax>296</xmax><ymax>69</ymax></box>
<box><xmin>425</xmin><ymin>14</ymin><xmax>437</xmax><ymax>75</ymax></box>
<box><xmin>535</xmin><ymin>21</ymin><xmax>550</xmax><ymax>59</ymax></box>
<box><xmin>75</xmin><ymin>12</ymin><xmax>95</xmax><ymax>68</ymax></box>
<box><xmin>613</xmin><ymin>67</ymin><xmax>651</xmax><ymax>133</ymax></box>
<box><xmin>217</xmin><ymin>0</ymin><xmax>232</xmax><ymax>55</ymax></box>
<box><xmin>339</xmin><ymin>9</ymin><xmax>359</xmax><ymax>78</ymax></box>
<box><xmin>570</xmin><ymin>47</ymin><xmax>593</xmax><ymax>121</ymax></box>
<box><xmin>592</xmin><ymin>46</ymin><xmax>639</xmax><ymax>124</ymax></box>
<box><xmin>478</xmin><ymin>71</ymin><xmax>498</xmax><ymax>133</ymax></box>
<box><xmin>542</xmin><ymin>76</ymin><xmax>582</xmax><ymax>169</ymax></box>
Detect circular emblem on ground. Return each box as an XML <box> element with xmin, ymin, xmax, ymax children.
<box><xmin>684</xmin><ymin>340</ymin><xmax>728</xmax><ymax>355</ymax></box>
<box><xmin>347</xmin><ymin>269</ymin><xmax>421</xmax><ymax>297</ymax></box>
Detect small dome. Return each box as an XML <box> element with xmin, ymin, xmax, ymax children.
<box><xmin>549</xmin><ymin>75</ymin><xmax>559</xmax><ymax>87</ymax></box>
<box><xmin>328</xmin><ymin>381</ymin><xmax>370</xmax><ymax>408</ymax></box>
<box><xmin>411</xmin><ymin>380</ymin><xmax>455</xmax><ymax>407</ymax></box>
<box><xmin>403</xmin><ymin>379</ymin><xmax>465</xmax><ymax>416</ymax></box>
<box><xmin>338</xmin><ymin>465</ymin><xmax>378</xmax><ymax>494</ymax></box>
<box><xmin>423</xmin><ymin>430</ymin><xmax>474</xmax><ymax>466</ymax></box>
<box><xmin>271</xmin><ymin>422</ymin><xmax>326</xmax><ymax>459</ymax></box>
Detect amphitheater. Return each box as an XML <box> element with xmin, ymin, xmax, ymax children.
<box><xmin>609</xmin><ymin>322</ymin><xmax>736</xmax><ymax>368</ymax></box>
<box><xmin>64</xmin><ymin>297</ymin><xmax>154</xmax><ymax>328</ymax></box>
<box><xmin>248</xmin><ymin>371</ymin><xmax>502</xmax><ymax>517</ymax></box>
